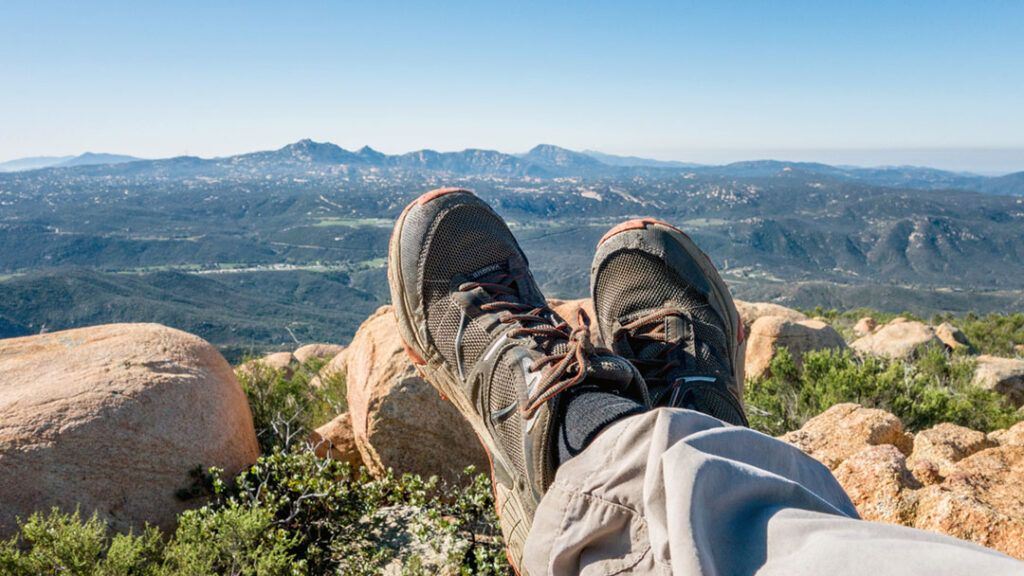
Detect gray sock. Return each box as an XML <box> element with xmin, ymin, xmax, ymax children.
<box><xmin>557</xmin><ymin>386</ymin><xmax>644</xmax><ymax>466</ymax></box>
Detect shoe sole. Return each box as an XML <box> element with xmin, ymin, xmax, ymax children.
<box><xmin>387</xmin><ymin>188</ymin><xmax>532</xmax><ymax>575</ymax></box>
<box><xmin>595</xmin><ymin>218</ymin><xmax>746</xmax><ymax>400</ymax></box>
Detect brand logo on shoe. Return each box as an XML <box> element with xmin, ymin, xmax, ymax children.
<box><xmin>466</xmin><ymin>262</ymin><xmax>505</xmax><ymax>280</ymax></box>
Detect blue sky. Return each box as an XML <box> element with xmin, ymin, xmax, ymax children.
<box><xmin>2</xmin><ymin>1</ymin><xmax>1023</xmax><ymax>172</ymax></box>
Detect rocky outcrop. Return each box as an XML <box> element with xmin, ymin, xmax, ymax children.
<box><xmin>0</xmin><ymin>324</ymin><xmax>259</xmax><ymax>537</ymax></box>
<box><xmin>973</xmin><ymin>355</ymin><xmax>1024</xmax><ymax>407</ymax></box>
<box><xmin>733</xmin><ymin>300</ymin><xmax>807</xmax><ymax>333</ymax></box>
<box><xmin>744</xmin><ymin>316</ymin><xmax>847</xmax><ymax>379</ymax></box>
<box><xmin>853</xmin><ymin>317</ymin><xmax>877</xmax><ymax>337</ymax></box>
<box><xmin>935</xmin><ymin>322</ymin><xmax>973</xmax><ymax>352</ymax></box>
<box><xmin>913</xmin><ymin>445</ymin><xmax>1024</xmax><ymax>560</ymax></box>
<box><xmin>238</xmin><ymin>351</ymin><xmax>296</xmax><ymax>379</ymax></box>
<box><xmin>344</xmin><ymin>306</ymin><xmax>488</xmax><ymax>483</ymax></box>
<box><xmin>989</xmin><ymin>421</ymin><xmax>1024</xmax><ymax>446</ymax></box>
<box><xmin>780</xmin><ymin>403</ymin><xmax>913</xmax><ymax>469</ymax></box>
<box><xmin>907</xmin><ymin>423</ymin><xmax>995</xmax><ymax>479</ymax></box>
<box><xmin>832</xmin><ymin>445</ymin><xmax>920</xmax><ymax>524</ymax></box>
<box><xmin>782</xmin><ymin>404</ymin><xmax>1024</xmax><ymax>560</ymax></box>
<box><xmin>310</xmin><ymin>412</ymin><xmax>363</xmax><ymax>471</ymax></box>
<box><xmin>294</xmin><ymin>343</ymin><xmax>346</xmax><ymax>364</ymax></box>
<box><xmin>850</xmin><ymin>319</ymin><xmax>942</xmax><ymax>359</ymax></box>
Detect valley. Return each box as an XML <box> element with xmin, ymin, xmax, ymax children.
<box><xmin>2</xmin><ymin>140</ymin><xmax>1023</xmax><ymax>353</ymax></box>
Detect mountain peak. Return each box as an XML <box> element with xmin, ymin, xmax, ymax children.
<box><xmin>56</xmin><ymin>152</ymin><xmax>139</xmax><ymax>168</ymax></box>
<box><xmin>278</xmin><ymin>139</ymin><xmax>354</xmax><ymax>163</ymax></box>
<box><xmin>522</xmin><ymin>144</ymin><xmax>604</xmax><ymax>168</ymax></box>
<box><xmin>356</xmin><ymin>145</ymin><xmax>385</xmax><ymax>160</ymax></box>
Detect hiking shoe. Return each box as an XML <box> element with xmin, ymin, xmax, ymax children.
<box><xmin>387</xmin><ymin>188</ymin><xmax>648</xmax><ymax>572</ymax></box>
<box><xmin>591</xmin><ymin>218</ymin><xmax>748</xmax><ymax>425</ymax></box>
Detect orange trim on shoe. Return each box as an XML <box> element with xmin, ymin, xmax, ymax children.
<box><xmin>416</xmin><ymin>187</ymin><xmax>470</xmax><ymax>205</ymax></box>
<box><xmin>402</xmin><ymin>340</ymin><xmax>427</xmax><ymax>366</ymax></box>
<box><xmin>598</xmin><ymin>217</ymin><xmax>687</xmax><ymax>246</ymax></box>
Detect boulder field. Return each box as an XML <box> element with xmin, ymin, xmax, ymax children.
<box><xmin>2</xmin><ymin>300</ymin><xmax>1023</xmax><ymax>560</ymax></box>
<box><xmin>787</xmin><ymin>404</ymin><xmax>1024</xmax><ymax>559</ymax></box>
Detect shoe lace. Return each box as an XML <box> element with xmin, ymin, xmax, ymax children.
<box><xmin>611</xmin><ymin>308</ymin><xmax>688</xmax><ymax>389</ymax></box>
<box><xmin>458</xmin><ymin>273</ymin><xmax>594</xmax><ymax>418</ymax></box>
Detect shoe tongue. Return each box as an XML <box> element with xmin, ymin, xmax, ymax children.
<box><xmin>466</xmin><ymin>261</ymin><xmax>540</xmax><ymax>309</ymax></box>
<box><xmin>620</xmin><ymin>311</ymin><xmax>729</xmax><ymax>387</ymax></box>
<box><xmin>618</xmin><ymin>311</ymin><xmax>688</xmax><ymax>364</ymax></box>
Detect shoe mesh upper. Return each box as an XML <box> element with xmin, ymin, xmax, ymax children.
<box><xmin>420</xmin><ymin>203</ymin><xmax>521</xmax><ymax>369</ymax></box>
<box><xmin>594</xmin><ymin>247</ymin><xmax>746</xmax><ymax>424</ymax></box>
<box><xmin>595</xmin><ymin>249</ymin><xmax>730</xmax><ymax>379</ymax></box>
<box><xmin>415</xmin><ymin>201</ymin><xmax>545</xmax><ymax>481</ymax></box>
<box><xmin>490</xmin><ymin>360</ymin><xmax>526</xmax><ymax>477</ymax></box>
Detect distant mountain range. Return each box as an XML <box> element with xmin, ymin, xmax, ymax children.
<box><xmin>0</xmin><ymin>152</ymin><xmax>139</xmax><ymax>172</ymax></box>
<box><xmin>3</xmin><ymin>140</ymin><xmax>1022</xmax><ymax>195</ymax></box>
<box><xmin>3</xmin><ymin>138</ymin><xmax>1024</xmax><ymax>350</ymax></box>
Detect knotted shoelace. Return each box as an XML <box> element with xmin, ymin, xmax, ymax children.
<box><xmin>459</xmin><ymin>273</ymin><xmax>594</xmax><ymax>418</ymax></box>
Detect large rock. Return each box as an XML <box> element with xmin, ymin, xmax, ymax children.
<box><xmin>310</xmin><ymin>412</ymin><xmax>363</xmax><ymax>471</ymax></box>
<box><xmin>973</xmin><ymin>355</ymin><xmax>1024</xmax><ymax>407</ymax></box>
<box><xmin>309</xmin><ymin>346</ymin><xmax>349</xmax><ymax>389</ymax></box>
<box><xmin>913</xmin><ymin>445</ymin><xmax>1024</xmax><ymax>560</ymax></box>
<box><xmin>853</xmin><ymin>317</ymin><xmax>878</xmax><ymax>337</ymax></box>
<box><xmin>850</xmin><ymin>319</ymin><xmax>942</xmax><ymax>359</ymax></box>
<box><xmin>238</xmin><ymin>351</ymin><xmax>296</xmax><ymax>380</ymax></box>
<box><xmin>0</xmin><ymin>324</ymin><xmax>259</xmax><ymax>537</ymax></box>
<box><xmin>780</xmin><ymin>403</ymin><xmax>913</xmax><ymax>469</ymax></box>
<box><xmin>294</xmin><ymin>343</ymin><xmax>346</xmax><ymax>364</ymax></box>
<box><xmin>344</xmin><ymin>306</ymin><xmax>487</xmax><ymax>483</ymax></box>
<box><xmin>908</xmin><ymin>423</ymin><xmax>995</xmax><ymax>479</ymax></box>
<box><xmin>935</xmin><ymin>322</ymin><xmax>973</xmax><ymax>352</ymax></box>
<box><xmin>832</xmin><ymin>445</ymin><xmax>919</xmax><ymax>524</ymax></box>
<box><xmin>744</xmin><ymin>316</ymin><xmax>847</xmax><ymax>379</ymax></box>
<box><xmin>989</xmin><ymin>421</ymin><xmax>1024</xmax><ymax>447</ymax></box>
<box><xmin>733</xmin><ymin>300</ymin><xmax>807</xmax><ymax>334</ymax></box>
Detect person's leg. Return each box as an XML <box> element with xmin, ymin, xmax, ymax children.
<box><xmin>525</xmin><ymin>407</ymin><xmax>1022</xmax><ymax>575</ymax></box>
<box><xmin>523</xmin><ymin>217</ymin><xmax>1022</xmax><ymax>575</ymax></box>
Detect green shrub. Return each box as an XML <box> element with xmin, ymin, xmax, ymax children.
<box><xmin>238</xmin><ymin>358</ymin><xmax>347</xmax><ymax>452</ymax></box>
<box><xmin>0</xmin><ymin>508</ymin><xmax>162</xmax><ymax>575</ymax></box>
<box><xmin>949</xmin><ymin>312</ymin><xmax>1024</xmax><ymax>357</ymax></box>
<box><xmin>0</xmin><ymin>450</ymin><xmax>509</xmax><ymax>576</ymax></box>
<box><xmin>745</xmin><ymin>346</ymin><xmax>1023</xmax><ymax>436</ymax></box>
<box><xmin>159</xmin><ymin>503</ymin><xmax>301</xmax><ymax>576</ymax></box>
<box><xmin>219</xmin><ymin>449</ymin><xmax>507</xmax><ymax>575</ymax></box>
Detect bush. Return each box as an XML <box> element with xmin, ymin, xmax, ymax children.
<box><xmin>0</xmin><ymin>508</ymin><xmax>162</xmax><ymax>575</ymax></box>
<box><xmin>0</xmin><ymin>450</ymin><xmax>509</xmax><ymax>576</ymax></box>
<box><xmin>0</xmin><ymin>504</ymin><xmax>295</xmax><ymax>576</ymax></box>
<box><xmin>159</xmin><ymin>503</ymin><xmax>301</xmax><ymax>576</ymax></box>
<box><xmin>745</xmin><ymin>345</ymin><xmax>1023</xmax><ymax>436</ymax></box>
<box><xmin>220</xmin><ymin>449</ymin><xmax>507</xmax><ymax>575</ymax></box>
<box><xmin>238</xmin><ymin>357</ymin><xmax>347</xmax><ymax>452</ymax></box>
<box><xmin>949</xmin><ymin>312</ymin><xmax>1024</xmax><ymax>357</ymax></box>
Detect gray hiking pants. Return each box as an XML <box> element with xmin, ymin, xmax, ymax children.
<box><xmin>524</xmin><ymin>408</ymin><xmax>1022</xmax><ymax>575</ymax></box>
